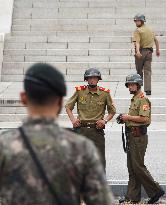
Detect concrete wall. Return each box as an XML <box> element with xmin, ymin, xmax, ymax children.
<box><xmin>0</xmin><ymin>0</ymin><xmax>14</xmax><ymax>33</ymax></box>
<box><xmin>0</xmin><ymin>0</ymin><xmax>13</xmax><ymax>78</ymax></box>
<box><xmin>0</xmin><ymin>34</ymin><xmax>4</xmax><ymax>78</ymax></box>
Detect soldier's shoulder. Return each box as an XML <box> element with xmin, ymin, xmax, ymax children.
<box><xmin>0</xmin><ymin>128</ymin><xmax>20</xmax><ymax>148</ymax></box>
<box><xmin>139</xmin><ymin>92</ymin><xmax>145</xmax><ymax>99</ymax></box>
<box><xmin>99</xmin><ymin>86</ymin><xmax>110</xmax><ymax>93</ymax></box>
<box><xmin>0</xmin><ymin>128</ymin><xmax>19</xmax><ymax>140</ymax></box>
<box><xmin>60</xmin><ymin>128</ymin><xmax>96</xmax><ymax>151</ymax></box>
<box><xmin>138</xmin><ymin>92</ymin><xmax>150</xmax><ymax>102</ymax></box>
<box><xmin>75</xmin><ymin>85</ymin><xmax>87</xmax><ymax>91</ymax></box>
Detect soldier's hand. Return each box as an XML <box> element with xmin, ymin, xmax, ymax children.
<box><xmin>96</xmin><ymin>120</ymin><xmax>105</xmax><ymax>129</ymax></box>
<box><xmin>156</xmin><ymin>50</ymin><xmax>160</xmax><ymax>57</ymax></box>
<box><xmin>121</xmin><ymin>114</ymin><xmax>130</xmax><ymax>122</ymax></box>
<box><xmin>72</xmin><ymin>119</ymin><xmax>81</xmax><ymax>128</ymax></box>
<box><xmin>136</xmin><ymin>52</ymin><xmax>142</xmax><ymax>58</ymax></box>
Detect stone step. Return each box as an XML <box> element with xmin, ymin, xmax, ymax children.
<box><xmin>10</xmin><ymin>24</ymin><xmax>166</xmax><ymax>35</ymax></box>
<box><xmin>5</xmin><ymin>35</ymin><xmax>90</xmax><ymax>43</ymax></box>
<box><xmin>0</xmin><ymin>96</ymin><xmax>166</xmax><ymax>107</ymax></box>
<box><xmin>13</xmin><ymin>0</ymin><xmax>166</xmax><ymax>9</ymax></box>
<box><xmin>4</xmin><ymin>67</ymin><xmax>166</xmax><ymax>76</ymax></box>
<box><xmin>4</xmin><ymin>55</ymin><xmax>165</xmax><ymax>63</ymax></box>
<box><xmin>0</xmin><ymin>113</ymin><xmax>166</xmax><ymax>122</ymax></box>
<box><xmin>3</xmin><ymin>61</ymin><xmax>166</xmax><ymax>68</ymax></box>
<box><xmin>2</xmin><ymin>62</ymin><xmax>166</xmax><ymax>76</ymax></box>
<box><xmin>12</xmin><ymin>19</ymin><xmax>166</xmax><ymax>27</ymax></box>
<box><xmin>5</xmin><ymin>35</ymin><xmax>166</xmax><ymax>43</ymax></box>
<box><xmin>5</xmin><ymin>40</ymin><xmax>166</xmax><ymax>50</ymax></box>
<box><xmin>4</xmin><ymin>48</ymin><xmax>166</xmax><ymax>57</ymax></box>
<box><xmin>0</xmin><ymin>105</ymin><xmax>165</xmax><ymax>115</ymax></box>
<box><xmin>13</xmin><ymin>8</ymin><xmax>166</xmax><ymax>20</ymax></box>
<box><xmin>2</xmin><ymin>73</ymin><xmax>166</xmax><ymax>82</ymax></box>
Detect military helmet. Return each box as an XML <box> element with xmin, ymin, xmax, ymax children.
<box><xmin>84</xmin><ymin>68</ymin><xmax>102</xmax><ymax>81</ymax></box>
<box><xmin>125</xmin><ymin>74</ymin><xmax>143</xmax><ymax>87</ymax></box>
<box><xmin>134</xmin><ymin>14</ymin><xmax>146</xmax><ymax>22</ymax></box>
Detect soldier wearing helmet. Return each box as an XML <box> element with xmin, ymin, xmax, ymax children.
<box><xmin>119</xmin><ymin>74</ymin><xmax>164</xmax><ymax>204</ymax></box>
<box><xmin>133</xmin><ymin>14</ymin><xmax>160</xmax><ymax>95</ymax></box>
<box><xmin>65</xmin><ymin>68</ymin><xmax>116</xmax><ymax>169</ymax></box>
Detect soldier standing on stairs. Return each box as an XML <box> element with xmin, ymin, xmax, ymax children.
<box><xmin>65</xmin><ymin>68</ymin><xmax>116</xmax><ymax>169</ymax></box>
<box><xmin>133</xmin><ymin>14</ymin><xmax>160</xmax><ymax>95</ymax></box>
<box><xmin>118</xmin><ymin>74</ymin><xmax>165</xmax><ymax>204</ymax></box>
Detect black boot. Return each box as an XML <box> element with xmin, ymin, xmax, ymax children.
<box><xmin>148</xmin><ymin>189</ymin><xmax>165</xmax><ymax>204</ymax></box>
<box><xmin>119</xmin><ymin>196</ymin><xmax>139</xmax><ymax>204</ymax></box>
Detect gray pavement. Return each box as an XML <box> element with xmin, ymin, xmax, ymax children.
<box><xmin>0</xmin><ymin>81</ymin><xmax>166</xmax><ymax>187</ymax></box>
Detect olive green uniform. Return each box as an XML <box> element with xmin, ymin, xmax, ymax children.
<box><xmin>133</xmin><ymin>24</ymin><xmax>157</xmax><ymax>92</ymax></box>
<box><xmin>125</xmin><ymin>92</ymin><xmax>162</xmax><ymax>201</ymax></box>
<box><xmin>65</xmin><ymin>86</ymin><xmax>116</xmax><ymax>168</ymax></box>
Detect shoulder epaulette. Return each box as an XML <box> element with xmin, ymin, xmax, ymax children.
<box><xmin>99</xmin><ymin>87</ymin><xmax>110</xmax><ymax>93</ymax></box>
<box><xmin>75</xmin><ymin>85</ymin><xmax>87</xmax><ymax>91</ymax></box>
<box><xmin>139</xmin><ymin>92</ymin><xmax>145</xmax><ymax>98</ymax></box>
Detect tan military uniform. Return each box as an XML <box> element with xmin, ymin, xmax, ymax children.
<box><xmin>65</xmin><ymin>85</ymin><xmax>116</xmax><ymax>168</ymax></box>
<box><xmin>125</xmin><ymin>92</ymin><xmax>162</xmax><ymax>202</ymax></box>
<box><xmin>133</xmin><ymin>24</ymin><xmax>157</xmax><ymax>92</ymax></box>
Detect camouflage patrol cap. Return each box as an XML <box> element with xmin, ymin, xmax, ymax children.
<box><xmin>24</xmin><ymin>63</ymin><xmax>66</xmax><ymax>96</ymax></box>
<box><xmin>125</xmin><ymin>74</ymin><xmax>143</xmax><ymax>87</ymax></box>
<box><xmin>134</xmin><ymin>14</ymin><xmax>146</xmax><ymax>22</ymax></box>
<box><xmin>84</xmin><ymin>68</ymin><xmax>102</xmax><ymax>81</ymax></box>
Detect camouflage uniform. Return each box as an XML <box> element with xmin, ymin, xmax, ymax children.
<box><xmin>65</xmin><ymin>85</ymin><xmax>116</xmax><ymax>168</ymax></box>
<box><xmin>0</xmin><ymin>117</ymin><xmax>114</xmax><ymax>205</ymax></box>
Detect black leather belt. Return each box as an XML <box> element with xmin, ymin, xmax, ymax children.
<box><xmin>81</xmin><ymin>122</ymin><xmax>96</xmax><ymax>128</ymax></box>
<box><xmin>125</xmin><ymin>125</ymin><xmax>147</xmax><ymax>136</ymax></box>
<box><xmin>140</xmin><ymin>47</ymin><xmax>153</xmax><ymax>52</ymax></box>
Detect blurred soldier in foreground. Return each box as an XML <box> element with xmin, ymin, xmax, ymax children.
<box><xmin>133</xmin><ymin>14</ymin><xmax>160</xmax><ymax>95</ymax></box>
<box><xmin>0</xmin><ymin>63</ymin><xmax>114</xmax><ymax>205</ymax></box>
<box><xmin>65</xmin><ymin>68</ymin><xmax>116</xmax><ymax>169</ymax></box>
<box><xmin>118</xmin><ymin>74</ymin><xmax>165</xmax><ymax>204</ymax></box>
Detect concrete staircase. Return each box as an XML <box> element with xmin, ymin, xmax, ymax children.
<box><xmin>2</xmin><ymin>0</ymin><xmax>166</xmax><ymax>82</ymax></box>
<box><xmin>1</xmin><ymin>0</ymin><xmax>166</xmax><ymax>121</ymax></box>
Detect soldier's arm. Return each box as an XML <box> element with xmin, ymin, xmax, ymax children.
<box><xmin>65</xmin><ymin>91</ymin><xmax>81</xmax><ymax>127</ymax></box>
<box><xmin>82</xmin><ymin>140</ymin><xmax>115</xmax><ymax>205</ymax></box>
<box><xmin>122</xmin><ymin>115</ymin><xmax>149</xmax><ymax>123</ymax></box>
<box><xmin>122</xmin><ymin>98</ymin><xmax>150</xmax><ymax>123</ymax></box>
<box><xmin>133</xmin><ymin>30</ymin><xmax>142</xmax><ymax>58</ymax></box>
<box><xmin>105</xmin><ymin>93</ymin><xmax>116</xmax><ymax>122</ymax></box>
<box><xmin>154</xmin><ymin>35</ymin><xmax>160</xmax><ymax>57</ymax></box>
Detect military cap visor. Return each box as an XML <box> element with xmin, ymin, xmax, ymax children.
<box><xmin>24</xmin><ymin>63</ymin><xmax>66</xmax><ymax>96</ymax></box>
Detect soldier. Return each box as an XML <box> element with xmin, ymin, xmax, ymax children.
<box><xmin>118</xmin><ymin>74</ymin><xmax>165</xmax><ymax>204</ymax></box>
<box><xmin>0</xmin><ymin>63</ymin><xmax>114</xmax><ymax>205</ymax></box>
<box><xmin>133</xmin><ymin>14</ymin><xmax>160</xmax><ymax>95</ymax></box>
<box><xmin>65</xmin><ymin>68</ymin><xmax>116</xmax><ymax>169</ymax></box>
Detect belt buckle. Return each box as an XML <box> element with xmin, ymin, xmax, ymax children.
<box><xmin>87</xmin><ymin>123</ymin><xmax>91</xmax><ymax>128</ymax></box>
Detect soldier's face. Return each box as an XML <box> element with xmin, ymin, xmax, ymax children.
<box><xmin>87</xmin><ymin>76</ymin><xmax>99</xmax><ymax>86</ymax></box>
<box><xmin>134</xmin><ymin>20</ymin><xmax>142</xmax><ymax>27</ymax></box>
<box><xmin>127</xmin><ymin>83</ymin><xmax>138</xmax><ymax>94</ymax></box>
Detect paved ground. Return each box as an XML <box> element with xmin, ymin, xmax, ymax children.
<box><xmin>0</xmin><ymin>81</ymin><xmax>166</xmax><ymax>180</ymax></box>
<box><xmin>115</xmin><ymin>198</ymin><xmax>166</xmax><ymax>204</ymax></box>
<box><xmin>0</xmin><ymin>81</ymin><xmax>166</xmax><ymax>194</ymax></box>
